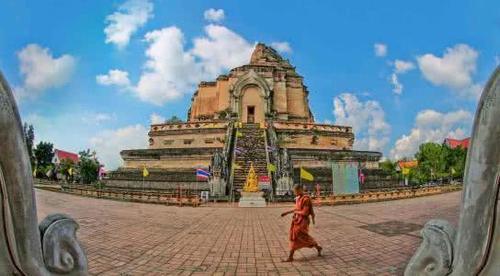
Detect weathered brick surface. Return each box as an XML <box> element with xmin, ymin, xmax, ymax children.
<box><xmin>35</xmin><ymin>189</ymin><xmax>461</xmax><ymax>275</ymax></box>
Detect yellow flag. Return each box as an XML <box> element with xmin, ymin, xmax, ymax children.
<box><xmin>267</xmin><ymin>163</ymin><xmax>276</xmax><ymax>172</ymax></box>
<box><xmin>68</xmin><ymin>167</ymin><xmax>73</xmax><ymax>176</ymax></box>
<box><xmin>451</xmin><ymin>167</ymin><xmax>456</xmax><ymax>174</ymax></box>
<box><xmin>143</xmin><ymin>166</ymin><xmax>149</xmax><ymax>177</ymax></box>
<box><xmin>300</xmin><ymin>167</ymin><xmax>314</xmax><ymax>181</ymax></box>
<box><xmin>402</xmin><ymin>168</ymin><xmax>410</xmax><ymax>175</ymax></box>
<box><xmin>236</xmin><ymin>131</ymin><xmax>243</xmax><ymax>137</ymax></box>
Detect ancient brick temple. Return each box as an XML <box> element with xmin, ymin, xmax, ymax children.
<box><xmin>107</xmin><ymin>43</ymin><xmax>381</xmax><ymax>196</ymax></box>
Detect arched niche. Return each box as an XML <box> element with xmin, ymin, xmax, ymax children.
<box><xmin>230</xmin><ymin>70</ymin><xmax>271</xmax><ymax>123</ymax></box>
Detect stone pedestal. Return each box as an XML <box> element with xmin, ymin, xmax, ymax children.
<box><xmin>239</xmin><ymin>192</ymin><xmax>266</xmax><ymax>207</ymax></box>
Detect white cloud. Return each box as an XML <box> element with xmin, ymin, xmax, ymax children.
<box><xmin>150</xmin><ymin>113</ymin><xmax>165</xmax><ymax>124</ymax></box>
<box><xmin>333</xmin><ymin>93</ymin><xmax>391</xmax><ymax>152</ymax></box>
<box><xmin>99</xmin><ymin>23</ymin><xmax>254</xmax><ymax>105</ymax></box>
<box><xmin>104</xmin><ymin>0</ymin><xmax>153</xmax><ymax>49</ymax></box>
<box><xmin>390</xmin><ymin>73</ymin><xmax>403</xmax><ymax>95</ymax></box>
<box><xmin>417</xmin><ymin>44</ymin><xmax>480</xmax><ymax>99</ymax></box>
<box><xmin>271</xmin><ymin>41</ymin><xmax>292</xmax><ymax>54</ymax></box>
<box><xmin>390</xmin><ymin>109</ymin><xmax>473</xmax><ymax>160</ymax></box>
<box><xmin>89</xmin><ymin>124</ymin><xmax>148</xmax><ymax>169</ymax></box>
<box><xmin>390</xmin><ymin>59</ymin><xmax>415</xmax><ymax>94</ymax></box>
<box><xmin>135</xmin><ymin>26</ymin><xmax>200</xmax><ymax>105</ymax></box>
<box><xmin>204</xmin><ymin>8</ymin><xmax>225</xmax><ymax>22</ymax></box>
<box><xmin>394</xmin><ymin>60</ymin><xmax>415</xmax><ymax>74</ymax></box>
<box><xmin>81</xmin><ymin>112</ymin><xmax>116</xmax><ymax>125</ymax></box>
<box><xmin>15</xmin><ymin>44</ymin><xmax>76</xmax><ymax>100</ymax></box>
<box><xmin>374</xmin><ymin>43</ymin><xmax>387</xmax><ymax>57</ymax></box>
<box><xmin>96</xmin><ymin>69</ymin><xmax>131</xmax><ymax>88</ymax></box>
<box><xmin>192</xmin><ymin>24</ymin><xmax>254</xmax><ymax>77</ymax></box>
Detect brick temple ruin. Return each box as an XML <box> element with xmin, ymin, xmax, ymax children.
<box><xmin>106</xmin><ymin>43</ymin><xmax>382</xmax><ymax>197</ymax></box>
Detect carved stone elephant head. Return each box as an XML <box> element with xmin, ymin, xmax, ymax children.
<box><xmin>0</xmin><ymin>71</ymin><xmax>88</xmax><ymax>275</ymax></box>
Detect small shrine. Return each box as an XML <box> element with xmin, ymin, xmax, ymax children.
<box><xmin>242</xmin><ymin>162</ymin><xmax>259</xmax><ymax>192</ymax></box>
<box><xmin>238</xmin><ymin>162</ymin><xmax>266</xmax><ymax>207</ymax></box>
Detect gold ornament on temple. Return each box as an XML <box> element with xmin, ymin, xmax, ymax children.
<box><xmin>243</xmin><ymin>162</ymin><xmax>259</xmax><ymax>192</ymax></box>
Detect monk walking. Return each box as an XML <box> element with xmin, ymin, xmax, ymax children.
<box><xmin>281</xmin><ymin>184</ymin><xmax>322</xmax><ymax>262</ymax></box>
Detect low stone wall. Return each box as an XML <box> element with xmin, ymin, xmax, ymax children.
<box><xmin>33</xmin><ymin>178</ymin><xmax>62</xmax><ymax>192</ymax></box>
<box><xmin>35</xmin><ymin>181</ymin><xmax>462</xmax><ymax>207</ymax></box>
<box><xmin>105</xmin><ymin>179</ymin><xmax>209</xmax><ymax>191</ymax></box>
<box><xmin>59</xmin><ymin>185</ymin><xmax>202</xmax><ymax>207</ymax></box>
<box><xmin>105</xmin><ymin>168</ymin><xmax>211</xmax><ymax>191</ymax></box>
<box><xmin>314</xmin><ymin>185</ymin><xmax>462</xmax><ymax>206</ymax></box>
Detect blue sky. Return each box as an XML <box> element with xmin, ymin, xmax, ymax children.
<box><xmin>0</xmin><ymin>0</ymin><xmax>498</xmax><ymax>169</ymax></box>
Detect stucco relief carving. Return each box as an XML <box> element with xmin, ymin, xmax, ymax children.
<box><xmin>405</xmin><ymin>67</ymin><xmax>500</xmax><ymax>276</ymax></box>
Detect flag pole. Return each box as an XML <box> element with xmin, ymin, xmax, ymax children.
<box><xmin>299</xmin><ymin>166</ymin><xmax>302</xmax><ymax>188</ymax></box>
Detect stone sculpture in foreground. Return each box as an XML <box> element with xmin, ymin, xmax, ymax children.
<box><xmin>405</xmin><ymin>67</ymin><xmax>500</xmax><ymax>275</ymax></box>
<box><xmin>0</xmin><ymin>71</ymin><xmax>88</xmax><ymax>275</ymax></box>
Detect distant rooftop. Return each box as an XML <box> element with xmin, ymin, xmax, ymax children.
<box><xmin>444</xmin><ymin>138</ymin><xmax>470</xmax><ymax>149</ymax></box>
<box><xmin>54</xmin><ymin>149</ymin><xmax>79</xmax><ymax>163</ymax></box>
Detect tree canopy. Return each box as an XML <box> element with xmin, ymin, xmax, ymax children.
<box><xmin>34</xmin><ymin>141</ymin><xmax>54</xmax><ymax>168</ymax></box>
<box><xmin>78</xmin><ymin>149</ymin><xmax>100</xmax><ymax>184</ymax></box>
<box><xmin>413</xmin><ymin>142</ymin><xmax>467</xmax><ymax>182</ymax></box>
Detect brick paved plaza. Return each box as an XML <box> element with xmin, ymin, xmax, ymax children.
<box><xmin>35</xmin><ymin>190</ymin><xmax>461</xmax><ymax>275</ymax></box>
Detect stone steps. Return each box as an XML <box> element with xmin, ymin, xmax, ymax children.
<box><xmin>232</xmin><ymin>123</ymin><xmax>269</xmax><ymax>191</ymax></box>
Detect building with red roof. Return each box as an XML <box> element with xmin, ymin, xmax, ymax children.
<box><xmin>52</xmin><ymin>149</ymin><xmax>79</xmax><ymax>164</ymax></box>
<box><xmin>443</xmin><ymin>138</ymin><xmax>470</xmax><ymax>149</ymax></box>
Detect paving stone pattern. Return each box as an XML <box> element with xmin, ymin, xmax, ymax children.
<box><xmin>35</xmin><ymin>189</ymin><xmax>461</xmax><ymax>275</ymax></box>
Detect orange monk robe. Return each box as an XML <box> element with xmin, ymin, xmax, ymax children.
<box><xmin>289</xmin><ymin>195</ymin><xmax>318</xmax><ymax>251</ymax></box>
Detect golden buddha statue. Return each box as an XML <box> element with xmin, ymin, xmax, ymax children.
<box><xmin>243</xmin><ymin>162</ymin><xmax>259</xmax><ymax>192</ymax></box>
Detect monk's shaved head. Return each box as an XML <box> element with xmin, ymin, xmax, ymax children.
<box><xmin>293</xmin><ymin>184</ymin><xmax>304</xmax><ymax>195</ymax></box>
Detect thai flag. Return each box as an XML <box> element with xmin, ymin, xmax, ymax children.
<box><xmin>196</xmin><ymin>168</ymin><xmax>210</xmax><ymax>180</ymax></box>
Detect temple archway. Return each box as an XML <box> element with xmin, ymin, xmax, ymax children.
<box><xmin>230</xmin><ymin>70</ymin><xmax>271</xmax><ymax>123</ymax></box>
<box><xmin>240</xmin><ymin>85</ymin><xmax>265</xmax><ymax>123</ymax></box>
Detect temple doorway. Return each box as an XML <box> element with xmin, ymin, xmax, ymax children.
<box><xmin>247</xmin><ymin>106</ymin><xmax>255</xmax><ymax>123</ymax></box>
<box><xmin>240</xmin><ymin>85</ymin><xmax>265</xmax><ymax>123</ymax></box>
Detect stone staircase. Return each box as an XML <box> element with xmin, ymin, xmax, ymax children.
<box><xmin>232</xmin><ymin>123</ymin><xmax>269</xmax><ymax>191</ymax></box>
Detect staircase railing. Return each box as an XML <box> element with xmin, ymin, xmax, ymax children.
<box><xmin>228</xmin><ymin>121</ymin><xmax>238</xmax><ymax>202</ymax></box>
<box><xmin>222</xmin><ymin>121</ymin><xmax>234</xmax><ymax>185</ymax></box>
<box><xmin>266</xmin><ymin>121</ymin><xmax>280</xmax><ymax>173</ymax></box>
<box><xmin>263</xmin><ymin>122</ymin><xmax>273</xmax><ymax>201</ymax></box>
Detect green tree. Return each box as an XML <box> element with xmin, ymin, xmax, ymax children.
<box><xmin>78</xmin><ymin>149</ymin><xmax>100</xmax><ymax>184</ymax></box>
<box><xmin>23</xmin><ymin>123</ymin><xmax>35</xmax><ymax>166</ymax></box>
<box><xmin>34</xmin><ymin>141</ymin><xmax>54</xmax><ymax>168</ymax></box>
<box><xmin>415</xmin><ymin>142</ymin><xmax>445</xmax><ymax>182</ymax></box>
<box><xmin>59</xmin><ymin>158</ymin><xmax>76</xmax><ymax>181</ymax></box>
<box><xmin>379</xmin><ymin>160</ymin><xmax>397</xmax><ymax>175</ymax></box>
<box><xmin>442</xmin><ymin>145</ymin><xmax>467</xmax><ymax>178</ymax></box>
<box><xmin>166</xmin><ymin>115</ymin><xmax>183</xmax><ymax>123</ymax></box>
